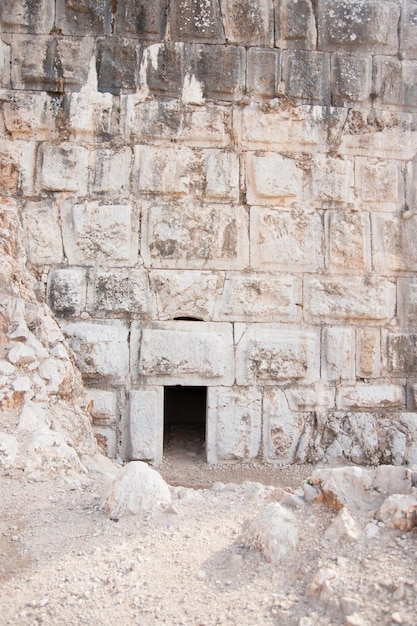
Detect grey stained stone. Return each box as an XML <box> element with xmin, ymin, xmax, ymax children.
<box><xmin>113</xmin><ymin>0</ymin><xmax>168</xmax><ymax>39</ymax></box>
<box><xmin>246</xmin><ymin>48</ymin><xmax>281</xmax><ymax>99</ymax></box>
<box><xmin>275</xmin><ymin>0</ymin><xmax>317</xmax><ymax>49</ymax></box>
<box><xmin>169</xmin><ymin>0</ymin><xmax>225</xmax><ymax>43</ymax></box>
<box><xmin>283</xmin><ymin>50</ymin><xmax>330</xmax><ymax>104</ymax></box>
<box><xmin>330</xmin><ymin>53</ymin><xmax>371</xmax><ymax>105</ymax></box>
<box><xmin>55</xmin><ymin>0</ymin><xmax>112</xmax><ymax>36</ymax></box>
<box><xmin>96</xmin><ymin>38</ymin><xmax>140</xmax><ymax>94</ymax></box>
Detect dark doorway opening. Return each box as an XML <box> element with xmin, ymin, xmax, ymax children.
<box><xmin>163</xmin><ymin>386</ymin><xmax>207</xmax><ymax>460</ymax></box>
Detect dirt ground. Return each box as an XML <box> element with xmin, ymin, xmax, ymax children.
<box><xmin>1</xmin><ymin>433</ymin><xmax>417</xmax><ymax>626</ymax></box>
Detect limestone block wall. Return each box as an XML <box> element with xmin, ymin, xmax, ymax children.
<box><xmin>2</xmin><ymin>0</ymin><xmax>417</xmax><ymax>465</ymax></box>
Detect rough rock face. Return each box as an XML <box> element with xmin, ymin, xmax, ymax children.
<box><xmin>0</xmin><ymin>198</ymin><xmax>98</xmax><ymax>476</ymax></box>
<box><xmin>1</xmin><ymin>0</ymin><xmax>417</xmax><ymax>465</ymax></box>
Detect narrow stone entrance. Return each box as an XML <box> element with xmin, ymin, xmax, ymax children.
<box><xmin>163</xmin><ymin>386</ymin><xmax>207</xmax><ymax>461</ymax></box>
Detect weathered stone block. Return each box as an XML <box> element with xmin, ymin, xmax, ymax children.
<box><xmin>11</xmin><ymin>35</ymin><xmax>94</xmax><ymax>92</ymax></box>
<box><xmin>96</xmin><ymin>38</ymin><xmax>140</xmax><ymax>95</ymax></box>
<box><xmin>304</xmin><ymin>275</ymin><xmax>396</xmax><ymax>324</ymax></box>
<box><xmin>207</xmin><ymin>387</ymin><xmax>261</xmax><ymax>463</ymax></box>
<box><xmin>275</xmin><ymin>0</ymin><xmax>317</xmax><ymax>49</ymax></box>
<box><xmin>285</xmin><ymin>383</ymin><xmax>335</xmax><ymax>411</ymax></box>
<box><xmin>388</xmin><ymin>334</ymin><xmax>417</xmax><ymax>375</ymax></box>
<box><xmin>263</xmin><ymin>388</ymin><xmax>306</xmax><ymax>464</ymax></box>
<box><xmin>236</xmin><ymin>324</ymin><xmax>320</xmax><ymax>385</ymax></box>
<box><xmin>330</xmin><ymin>53</ymin><xmax>372</xmax><ymax>105</ymax></box>
<box><xmin>398</xmin><ymin>277</ymin><xmax>417</xmax><ymax>332</ymax></box>
<box><xmin>69</xmin><ymin>88</ymin><xmax>114</xmax><ymax>141</ymax></box>
<box><xmin>246</xmin><ymin>48</ymin><xmax>281</xmax><ymax>99</ymax></box>
<box><xmin>325</xmin><ymin>210</ymin><xmax>371</xmax><ymax>271</ymax></box>
<box><xmin>220</xmin><ymin>0</ymin><xmax>273</xmax><ymax>46</ymax></box>
<box><xmin>336</xmin><ymin>384</ymin><xmax>404</xmax><ymax>410</ymax></box>
<box><xmin>213</xmin><ymin>273</ymin><xmax>302</xmax><ymax>323</ymax></box>
<box><xmin>356</xmin><ymin>328</ymin><xmax>381</xmax><ymax>379</ymax></box>
<box><xmin>39</xmin><ymin>143</ymin><xmax>89</xmax><ymax>194</ymax></box>
<box><xmin>0</xmin><ymin>40</ymin><xmax>11</xmax><ymax>88</ymax></box>
<box><xmin>92</xmin><ymin>147</ymin><xmax>132</xmax><ymax>195</ymax></box>
<box><xmin>356</xmin><ymin>159</ymin><xmax>401</xmax><ymax>205</ymax></box>
<box><xmin>55</xmin><ymin>0</ymin><xmax>111</xmax><ymax>35</ymax></box>
<box><xmin>129</xmin><ymin>387</ymin><xmax>164</xmax><ymax>463</ymax></box>
<box><xmin>140</xmin><ymin>43</ymin><xmax>184</xmax><ymax>98</ymax></box>
<box><xmin>403</xmin><ymin>60</ymin><xmax>417</xmax><ymax>108</ymax></box>
<box><xmin>85</xmin><ymin>388</ymin><xmax>118</xmax><ymax>424</ymax></box>
<box><xmin>191</xmin><ymin>44</ymin><xmax>246</xmax><ymax>101</ymax></box>
<box><xmin>322</xmin><ymin>327</ymin><xmax>355</xmax><ymax>382</ymax></box>
<box><xmin>170</xmin><ymin>0</ymin><xmax>225</xmax><ymax>43</ymax></box>
<box><xmin>135</xmin><ymin>145</ymin><xmax>197</xmax><ymax>196</ymax></box>
<box><xmin>60</xmin><ymin>321</ymin><xmax>130</xmax><ymax>383</ymax></box>
<box><xmin>114</xmin><ymin>0</ymin><xmax>168</xmax><ymax>39</ymax></box>
<box><xmin>0</xmin><ymin>147</ymin><xmax>20</xmax><ymax>195</ymax></box>
<box><xmin>142</xmin><ymin>201</ymin><xmax>249</xmax><ymax>270</ymax></box>
<box><xmin>1</xmin><ymin>0</ymin><xmax>54</xmax><ymax>34</ymax></box>
<box><xmin>250</xmin><ymin>207</ymin><xmax>324</xmax><ymax>271</ymax></box>
<box><xmin>204</xmin><ymin>150</ymin><xmax>239</xmax><ymax>202</ymax></box>
<box><xmin>400</xmin><ymin>0</ymin><xmax>417</xmax><ymax>58</ymax></box>
<box><xmin>246</xmin><ymin>153</ymin><xmax>303</xmax><ymax>204</ymax></box>
<box><xmin>372</xmin><ymin>213</ymin><xmax>417</xmax><ymax>272</ymax></box>
<box><xmin>135</xmin><ymin>321</ymin><xmax>234</xmax><ymax>386</ymax></box>
<box><xmin>123</xmin><ymin>98</ymin><xmax>232</xmax><ymax>147</ymax></box>
<box><xmin>21</xmin><ymin>202</ymin><xmax>63</xmax><ymax>264</ymax></box>
<box><xmin>3</xmin><ymin>92</ymin><xmax>57</xmax><ymax>140</ymax></box>
<box><xmin>93</xmin><ymin>425</ymin><xmax>117</xmax><ymax>458</ymax></box>
<box><xmin>61</xmin><ymin>202</ymin><xmax>138</xmax><ymax>266</ymax></box>
<box><xmin>319</xmin><ymin>0</ymin><xmax>400</xmax><ymax>55</ymax></box>
<box><xmin>150</xmin><ymin>270</ymin><xmax>222</xmax><ymax>321</ymax></box>
<box><xmin>339</xmin><ymin>111</ymin><xmax>416</xmax><ymax>159</ymax></box>
<box><xmin>87</xmin><ymin>268</ymin><xmax>153</xmax><ymax>318</ymax></box>
<box><xmin>0</xmin><ymin>140</ymin><xmax>37</xmax><ymax>197</ymax></box>
<box><xmin>48</xmin><ymin>268</ymin><xmax>86</xmax><ymax>317</ymax></box>
<box><xmin>372</xmin><ymin>57</ymin><xmax>404</xmax><ymax>107</ymax></box>
<box><xmin>283</xmin><ymin>50</ymin><xmax>330</xmax><ymax>103</ymax></box>
<box><xmin>312</xmin><ymin>155</ymin><xmax>353</xmax><ymax>204</ymax></box>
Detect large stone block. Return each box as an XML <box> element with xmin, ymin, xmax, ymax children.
<box><xmin>169</xmin><ymin>0</ymin><xmax>225</xmax><ymax>43</ymax></box>
<box><xmin>220</xmin><ymin>0</ymin><xmax>273</xmax><ymax>46</ymax></box>
<box><xmin>246</xmin><ymin>48</ymin><xmax>281</xmax><ymax>99</ymax></box>
<box><xmin>213</xmin><ymin>273</ymin><xmax>302</xmax><ymax>323</ymax></box>
<box><xmin>0</xmin><ymin>40</ymin><xmax>11</xmax><ymax>88</ymax></box>
<box><xmin>356</xmin><ymin>328</ymin><xmax>381</xmax><ymax>379</ymax></box>
<box><xmin>85</xmin><ymin>388</ymin><xmax>118</xmax><ymax>424</ymax></box>
<box><xmin>61</xmin><ymin>201</ymin><xmax>139</xmax><ymax>266</ymax></box>
<box><xmin>236</xmin><ymin>324</ymin><xmax>320</xmax><ymax>385</ymax></box>
<box><xmin>21</xmin><ymin>202</ymin><xmax>64</xmax><ymax>264</ymax></box>
<box><xmin>11</xmin><ymin>35</ymin><xmax>94</xmax><ymax>92</ymax></box>
<box><xmin>312</xmin><ymin>155</ymin><xmax>353</xmax><ymax>204</ymax></box>
<box><xmin>140</xmin><ymin>43</ymin><xmax>184</xmax><ymax>98</ymax></box>
<box><xmin>250</xmin><ymin>207</ymin><xmax>324</xmax><ymax>271</ymax></box>
<box><xmin>372</xmin><ymin>57</ymin><xmax>405</xmax><ymax>107</ymax></box>
<box><xmin>55</xmin><ymin>0</ymin><xmax>111</xmax><ymax>35</ymax></box>
<box><xmin>372</xmin><ymin>213</ymin><xmax>417</xmax><ymax>272</ymax></box>
<box><xmin>275</xmin><ymin>0</ymin><xmax>317</xmax><ymax>49</ymax></box>
<box><xmin>135</xmin><ymin>145</ymin><xmax>198</xmax><ymax>196</ymax></box>
<box><xmin>356</xmin><ymin>159</ymin><xmax>402</xmax><ymax>207</ymax></box>
<box><xmin>207</xmin><ymin>387</ymin><xmax>262</xmax><ymax>462</ymax></box>
<box><xmin>339</xmin><ymin>111</ymin><xmax>416</xmax><ymax>159</ymax></box>
<box><xmin>39</xmin><ymin>143</ymin><xmax>89</xmax><ymax>193</ymax></box>
<box><xmin>336</xmin><ymin>384</ymin><xmax>405</xmax><ymax>411</ymax></box>
<box><xmin>400</xmin><ymin>0</ymin><xmax>417</xmax><ymax>58</ymax></box>
<box><xmin>325</xmin><ymin>210</ymin><xmax>371</xmax><ymax>271</ymax></box>
<box><xmin>96</xmin><ymin>38</ymin><xmax>140</xmax><ymax>95</ymax></box>
<box><xmin>246</xmin><ymin>153</ymin><xmax>304</xmax><ymax>205</ymax></box>
<box><xmin>398</xmin><ymin>277</ymin><xmax>417</xmax><ymax>332</ymax></box>
<box><xmin>190</xmin><ymin>44</ymin><xmax>246</xmax><ymax>102</ymax></box>
<box><xmin>114</xmin><ymin>0</ymin><xmax>168</xmax><ymax>39</ymax></box>
<box><xmin>330</xmin><ymin>53</ymin><xmax>372</xmax><ymax>105</ymax></box>
<box><xmin>304</xmin><ymin>275</ymin><xmax>396</xmax><ymax>324</ymax></box>
<box><xmin>1</xmin><ymin>0</ymin><xmax>54</xmax><ymax>34</ymax></box>
<box><xmin>150</xmin><ymin>270</ymin><xmax>222</xmax><ymax>321</ymax></box>
<box><xmin>122</xmin><ymin>98</ymin><xmax>232</xmax><ymax>147</ymax></box>
<box><xmin>129</xmin><ymin>387</ymin><xmax>164</xmax><ymax>463</ymax></box>
<box><xmin>60</xmin><ymin>321</ymin><xmax>130</xmax><ymax>383</ymax></box>
<box><xmin>68</xmin><ymin>88</ymin><xmax>114</xmax><ymax>142</ymax></box>
<box><xmin>283</xmin><ymin>50</ymin><xmax>330</xmax><ymax>103</ymax></box>
<box><xmin>92</xmin><ymin>147</ymin><xmax>132</xmax><ymax>195</ymax></box>
<box><xmin>318</xmin><ymin>0</ymin><xmax>400</xmax><ymax>55</ymax></box>
<box><xmin>135</xmin><ymin>321</ymin><xmax>234</xmax><ymax>386</ymax></box>
<box><xmin>204</xmin><ymin>150</ymin><xmax>239</xmax><ymax>202</ymax></box>
<box><xmin>142</xmin><ymin>201</ymin><xmax>249</xmax><ymax>270</ymax></box>
<box><xmin>388</xmin><ymin>334</ymin><xmax>417</xmax><ymax>375</ymax></box>
<box><xmin>3</xmin><ymin>92</ymin><xmax>57</xmax><ymax>140</ymax></box>
<box><xmin>87</xmin><ymin>268</ymin><xmax>153</xmax><ymax>318</ymax></box>
<box><xmin>262</xmin><ymin>388</ymin><xmax>306</xmax><ymax>464</ymax></box>
<box><xmin>322</xmin><ymin>327</ymin><xmax>355</xmax><ymax>382</ymax></box>
<box><xmin>48</xmin><ymin>268</ymin><xmax>86</xmax><ymax>317</ymax></box>
<box><xmin>285</xmin><ymin>383</ymin><xmax>335</xmax><ymax>411</ymax></box>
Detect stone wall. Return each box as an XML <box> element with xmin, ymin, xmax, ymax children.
<box><xmin>2</xmin><ymin>0</ymin><xmax>417</xmax><ymax>465</ymax></box>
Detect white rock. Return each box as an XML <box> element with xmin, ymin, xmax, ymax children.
<box><xmin>324</xmin><ymin>508</ymin><xmax>361</xmax><ymax>542</ymax></box>
<box><xmin>0</xmin><ymin>433</ymin><xmax>18</xmax><ymax>468</ymax></box>
<box><xmin>102</xmin><ymin>461</ymin><xmax>171</xmax><ymax>518</ymax></box>
<box><xmin>8</xmin><ymin>343</ymin><xmax>37</xmax><ymax>366</ymax></box>
<box><xmin>377</xmin><ymin>494</ymin><xmax>417</xmax><ymax>531</ymax></box>
<box><xmin>240</xmin><ymin>502</ymin><xmax>298</xmax><ymax>563</ymax></box>
<box><xmin>12</xmin><ymin>376</ymin><xmax>32</xmax><ymax>393</ymax></box>
<box><xmin>0</xmin><ymin>361</ymin><xmax>16</xmax><ymax>376</ymax></box>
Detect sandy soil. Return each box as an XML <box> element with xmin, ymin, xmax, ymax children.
<box><xmin>1</xmin><ymin>438</ymin><xmax>416</xmax><ymax>626</ymax></box>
